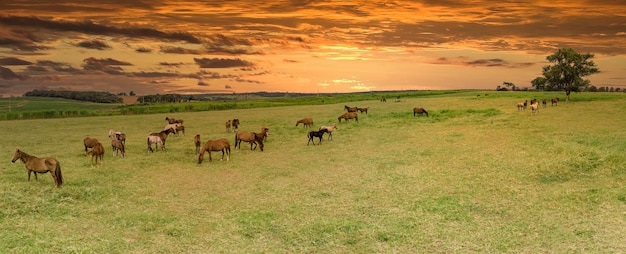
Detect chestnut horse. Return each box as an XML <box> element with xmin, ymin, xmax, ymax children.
<box><xmin>344</xmin><ymin>105</ymin><xmax>358</xmax><ymax>112</ymax></box>
<box><xmin>87</xmin><ymin>142</ymin><xmax>105</xmax><ymax>166</ymax></box>
<box><xmin>413</xmin><ymin>107</ymin><xmax>429</xmax><ymax>117</ymax></box>
<box><xmin>194</xmin><ymin>134</ymin><xmax>202</xmax><ymax>154</ymax></box>
<box><xmin>235</xmin><ymin>127</ymin><xmax>268</xmax><ymax>151</ymax></box>
<box><xmin>111</xmin><ymin>138</ymin><xmax>125</xmax><ymax>158</ymax></box>
<box><xmin>11</xmin><ymin>148</ymin><xmax>63</xmax><ymax>188</ymax></box>
<box><xmin>83</xmin><ymin>137</ymin><xmax>99</xmax><ymax>152</ymax></box>
<box><xmin>551</xmin><ymin>98</ymin><xmax>559</xmax><ymax>106</ymax></box>
<box><xmin>198</xmin><ymin>138</ymin><xmax>231</xmax><ymax>164</ymax></box>
<box><xmin>357</xmin><ymin>107</ymin><xmax>369</xmax><ymax>114</ymax></box>
<box><xmin>296</xmin><ymin>117</ymin><xmax>313</xmax><ymax>128</ymax></box>
<box><xmin>225</xmin><ymin>120</ymin><xmax>232</xmax><ymax>132</ymax></box>
<box><xmin>338</xmin><ymin>112</ymin><xmax>358</xmax><ymax>122</ymax></box>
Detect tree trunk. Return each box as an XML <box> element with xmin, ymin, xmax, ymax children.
<box><xmin>566</xmin><ymin>90</ymin><xmax>571</xmax><ymax>101</ymax></box>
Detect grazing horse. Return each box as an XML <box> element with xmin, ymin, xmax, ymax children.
<box><xmin>551</xmin><ymin>98</ymin><xmax>559</xmax><ymax>106</ymax></box>
<box><xmin>194</xmin><ymin>134</ymin><xmax>202</xmax><ymax>154</ymax></box>
<box><xmin>531</xmin><ymin>101</ymin><xmax>539</xmax><ymax>115</ymax></box>
<box><xmin>11</xmin><ymin>149</ymin><xmax>63</xmax><ymax>188</ymax></box>
<box><xmin>147</xmin><ymin>135</ymin><xmax>164</xmax><ymax>152</ymax></box>
<box><xmin>307</xmin><ymin>129</ymin><xmax>328</xmax><ymax>145</ymax></box>
<box><xmin>357</xmin><ymin>107</ymin><xmax>369</xmax><ymax>114</ymax></box>
<box><xmin>150</xmin><ymin>128</ymin><xmax>174</xmax><ymax>149</ymax></box>
<box><xmin>232</xmin><ymin>119</ymin><xmax>240</xmax><ymax>132</ymax></box>
<box><xmin>296</xmin><ymin>117</ymin><xmax>314</xmax><ymax>128</ymax></box>
<box><xmin>517</xmin><ymin>102</ymin><xmax>525</xmax><ymax>111</ymax></box>
<box><xmin>111</xmin><ymin>138</ymin><xmax>125</xmax><ymax>158</ymax></box>
<box><xmin>542</xmin><ymin>99</ymin><xmax>547</xmax><ymax>108</ymax></box>
<box><xmin>83</xmin><ymin>137</ymin><xmax>99</xmax><ymax>153</ymax></box>
<box><xmin>319</xmin><ymin>123</ymin><xmax>338</xmax><ymax>140</ymax></box>
<box><xmin>413</xmin><ymin>107</ymin><xmax>429</xmax><ymax>117</ymax></box>
<box><xmin>235</xmin><ymin>127</ymin><xmax>268</xmax><ymax>151</ymax></box>
<box><xmin>344</xmin><ymin>105</ymin><xmax>358</xmax><ymax>112</ymax></box>
<box><xmin>87</xmin><ymin>142</ymin><xmax>105</xmax><ymax>166</ymax></box>
<box><xmin>338</xmin><ymin>112</ymin><xmax>358</xmax><ymax>122</ymax></box>
<box><xmin>166</xmin><ymin>117</ymin><xmax>184</xmax><ymax>125</ymax></box>
<box><xmin>198</xmin><ymin>138</ymin><xmax>231</xmax><ymax>164</ymax></box>
<box><xmin>225</xmin><ymin>120</ymin><xmax>231</xmax><ymax>132</ymax></box>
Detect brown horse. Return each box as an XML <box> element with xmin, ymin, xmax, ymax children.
<box><xmin>542</xmin><ymin>99</ymin><xmax>547</xmax><ymax>108</ymax></box>
<box><xmin>225</xmin><ymin>120</ymin><xmax>231</xmax><ymax>132</ymax></box>
<box><xmin>11</xmin><ymin>149</ymin><xmax>63</xmax><ymax>188</ymax></box>
<box><xmin>198</xmin><ymin>138</ymin><xmax>231</xmax><ymax>164</ymax></box>
<box><xmin>108</xmin><ymin>129</ymin><xmax>126</xmax><ymax>144</ymax></box>
<box><xmin>232</xmin><ymin>119</ymin><xmax>240</xmax><ymax>132</ymax></box>
<box><xmin>175</xmin><ymin>125</ymin><xmax>185</xmax><ymax>136</ymax></box>
<box><xmin>338</xmin><ymin>112</ymin><xmax>358</xmax><ymax>122</ymax></box>
<box><xmin>166</xmin><ymin>117</ymin><xmax>184</xmax><ymax>125</ymax></box>
<box><xmin>111</xmin><ymin>139</ymin><xmax>125</xmax><ymax>158</ymax></box>
<box><xmin>413</xmin><ymin>107</ymin><xmax>429</xmax><ymax>117</ymax></box>
<box><xmin>147</xmin><ymin>135</ymin><xmax>164</xmax><ymax>152</ymax></box>
<box><xmin>319</xmin><ymin>123</ymin><xmax>338</xmax><ymax>140</ymax></box>
<box><xmin>87</xmin><ymin>142</ymin><xmax>105</xmax><ymax>166</ymax></box>
<box><xmin>296</xmin><ymin>117</ymin><xmax>313</xmax><ymax>128</ymax></box>
<box><xmin>357</xmin><ymin>107</ymin><xmax>369</xmax><ymax>114</ymax></box>
<box><xmin>551</xmin><ymin>97</ymin><xmax>559</xmax><ymax>106</ymax></box>
<box><xmin>235</xmin><ymin>127</ymin><xmax>268</xmax><ymax>151</ymax></box>
<box><xmin>517</xmin><ymin>102</ymin><xmax>525</xmax><ymax>111</ymax></box>
<box><xmin>150</xmin><ymin>128</ymin><xmax>174</xmax><ymax>149</ymax></box>
<box><xmin>194</xmin><ymin>134</ymin><xmax>202</xmax><ymax>154</ymax></box>
<box><xmin>83</xmin><ymin>137</ymin><xmax>99</xmax><ymax>152</ymax></box>
<box><xmin>344</xmin><ymin>105</ymin><xmax>358</xmax><ymax>112</ymax></box>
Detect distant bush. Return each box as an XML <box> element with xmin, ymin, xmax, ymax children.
<box><xmin>23</xmin><ymin>89</ymin><xmax>122</xmax><ymax>103</ymax></box>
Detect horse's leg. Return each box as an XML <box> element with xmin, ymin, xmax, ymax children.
<box><xmin>220</xmin><ymin>149</ymin><xmax>225</xmax><ymax>161</ymax></box>
<box><xmin>208</xmin><ymin>150</ymin><xmax>213</xmax><ymax>162</ymax></box>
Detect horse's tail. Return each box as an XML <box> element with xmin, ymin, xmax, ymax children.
<box><xmin>234</xmin><ymin>133</ymin><xmax>239</xmax><ymax>149</ymax></box>
<box><xmin>55</xmin><ymin>160</ymin><xmax>63</xmax><ymax>187</ymax></box>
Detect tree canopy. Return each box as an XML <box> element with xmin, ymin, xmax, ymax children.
<box><xmin>532</xmin><ymin>48</ymin><xmax>599</xmax><ymax>100</ymax></box>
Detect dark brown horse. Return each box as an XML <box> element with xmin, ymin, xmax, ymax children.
<box><xmin>413</xmin><ymin>107</ymin><xmax>429</xmax><ymax>117</ymax></box>
<box><xmin>225</xmin><ymin>120</ymin><xmax>231</xmax><ymax>132</ymax></box>
<box><xmin>235</xmin><ymin>127</ymin><xmax>268</xmax><ymax>151</ymax></box>
<box><xmin>86</xmin><ymin>142</ymin><xmax>105</xmax><ymax>166</ymax></box>
<box><xmin>356</xmin><ymin>107</ymin><xmax>369</xmax><ymax>114</ymax></box>
<box><xmin>83</xmin><ymin>137</ymin><xmax>99</xmax><ymax>152</ymax></box>
<box><xmin>344</xmin><ymin>105</ymin><xmax>358</xmax><ymax>112</ymax></box>
<box><xmin>232</xmin><ymin>119</ymin><xmax>240</xmax><ymax>132</ymax></box>
<box><xmin>296</xmin><ymin>117</ymin><xmax>313</xmax><ymax>128</ymax></box>
<box><xmin>198</xmin><ymin>138</ymin><xmax>231</xmax><ymax>164</ymax></box>
<box><xmin>194</xmin><ymin>134</ymin><xmax>202</xmax><ymax>154</ymax></box>
<box><xmin>338</xmin><ymin>112</ymin><xmax>358</xmax><ymax>122</ymax></box>
<box><xmin>551</xmin><ymin>97</ymin><xmax>559</xmax><ymax>106</ymax></box>
<box><xmin>11</xmin><ymin>149</ymin><xmax>63</xmax><ymax>188</ymax></box>
<box><xmin>307</xmin><ymin>129</ymin><xmax>328</xmax><ymax>145</ymax></box>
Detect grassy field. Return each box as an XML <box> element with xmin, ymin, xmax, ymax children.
<box><xmin>1</xmin><ymin>91</ymin><xmax>625</xmax><ymax>252</ymax></box>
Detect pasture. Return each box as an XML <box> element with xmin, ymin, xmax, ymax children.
<box><xmin>1</xmin><ymin>91</ymin><xmax>626</xmax><ymax>252</ymax></box>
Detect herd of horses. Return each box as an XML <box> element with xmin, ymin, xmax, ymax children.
<box><xmin>12</xmin><ymin>95</ymin><xmax>557</xmax><ymax>187</ymax></box>
<box><xmin>516</xmin><ymin>97</ymin><xmax>559</xmax><ymax>115</ymax></box>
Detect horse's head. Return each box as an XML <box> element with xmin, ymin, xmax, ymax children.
<box><xmin>11</xmin><ymin>149</ymin><xmax>21</xmax><ymax>163</ymax></box>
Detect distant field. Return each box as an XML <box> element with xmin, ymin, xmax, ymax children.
<box><xmin>1</xmin><ymin>91</ymin><xmax>625</xmax><ymax>252</ymax></box>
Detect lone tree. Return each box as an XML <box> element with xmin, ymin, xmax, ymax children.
<box><xmin>532</xmin><ymin>48</ymin><xmax>599</xmax><ymax>101</ymax></box>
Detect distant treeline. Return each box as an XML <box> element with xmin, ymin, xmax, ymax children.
<box><xmin>24</xmin><ymin>89</ymin><xmax>122</xmax><ymax>103</ymax></box>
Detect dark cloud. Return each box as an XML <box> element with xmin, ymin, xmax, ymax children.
<box><xmin>197</xmin><ymin>81</ymin><xmax>210</xmax><ymax>86</ymax></box>
<box><xmin>76</xmin><ymin>40</ymin><xmax>110</xmax><ymax>50</ymax></box>
<box><xmin>160</xmin><ymin>46</ymin><xmax>202</xmax><ymax>55</ymax></box>
<box><xmin>82</xmin><ymin>57</ymin><xmax>132</xmax><ymax>75</ymax></box>
<box><xmin>283</xmin><ymin>59</ymin><xmax>299</xmax><ymax>63</ymax></box>
<box><xmin>159</xmin><ymin>62</ymin><xmax>184</xmax><ymax>67</ymax></box>
<box><xmin>135</xmin><ymin>47</ymin><xmax>152</xmax><ymax>53</ymax></box>
<box><xmin>0</xmin><ymin>57</ymin><xmax>32</xmax><ymax>65</ymax></box>
<box><xmin>431</xmin><ymin>57</ymin><xmax>535</xmax><ymax>68</ymax></box>
<box><xmin>194</xmin><ymin>58</ymin><xmax>254</xmax><ymax>68</ymax></box>
<box><xmin>0</xmin><ymin>66</ymin><xmax>27</xmax><ymax>80</ymax></box>
<box><xmin>36</xmin><ymin>60</ymin><xmax>81</xmax><ymax>72</ymax></box>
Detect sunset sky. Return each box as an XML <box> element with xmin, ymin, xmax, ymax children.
<box><xmin>0</xmin><ymin>1</ymin><xmax>625</xmax><ymax>96</ymax></box>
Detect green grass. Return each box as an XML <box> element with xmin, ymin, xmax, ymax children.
<box><xmin>1</xmin><ymin>91</ymin><xmax>625</xmax><ymax>252</ymax></box>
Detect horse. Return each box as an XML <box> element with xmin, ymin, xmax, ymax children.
<box><xmin>531</xmin><ymin>101</ymin><xmax>539</xmax><ymax>115</ymax></box>
<box><xmin>338</xmin><ymin>112</ymin><xmax>358</xmax><ymax>122</ymax></box>
<box><xmin>108</xmin><ymin>129</ymin><xmax>126</xmax><ymax>144</ymax></box>
<box><xmin>111</xmin><ymin>138</ymin><xmax>125</xmax><ymax>158</ymax></box>
<box><xmin>175</xmin><ymin>125</ymin><xmax>185</xmax><ymax>136</ymax></box>
<box><xmin>380</xmin><ymin>97</ymin><xmax>387</xmax><ymax>102</ymax></box>
<box><xmin>86</xmin><ymin>142</ymin><xmax>105</xmax><ymax>166</ymax></box>
<box><xmin>235</xmin><ymin>127</ymin><xmax>268</xmax><ymax>151</ymax></box>
<box><xmin>225</xmin><ymin>120</ymin><xmax>231</xmax><ymax>132</ymax></box>
<box><xmin>307</xmin><ymin>129</ymin><xmax>328</xmax><ymax>145</ymax></box>
<box><xmin>344</xmin><ymin>105</ymin><xmax>358</xmax><ymax>112</ymax></box>
<box><xmin>194</xmin><ymin>134</ymin><xmax>202</xmax><ymax>154</ymax></box>
<box><xmin>198</xmin><ymin>138</ymin><xmax>231</xmax><ymax>164</ymax></box>
<box><xmin>542</xmin><ymin>99</ymin><xmax>547</xmax><ymax>108</ymax></box>
<box><xmin>11</xmin><ymin>148</ymin><xmax>63</xmax><ymax>188</ymax></box>
<box><xmin>232</xmin><ymin>119</ymin><xmax>240</xmax><ymax>132</ymax></box>
<box><xmin>83</xmin><ymin>137</ymin><xmax>100</xmax><ymax>152</ymax></box>
<box><xmin>163</xmin><ymin>123</ymin><xmax>179</xmax><ymax>134</ymax></box>
<box><xmin>296</xmin><ymin>117</ymin><xmax>313</xmax><ymax>128</ymax></box>
<box><xmin>150</xmin><ymin>128</ymin><xmax>174</xmax><ymax>149</ymax></box>
<box><xmin>517</xmin><ymin>102</ymin><xmax>525</xmax><ymax>111</ymax></box>
<box><xmin>166</xmin><ymin>117</ymin><xmax>184</xmax><ymax>125</ymax></box>
<box><xmin>413</xmin><ymin>107</ymin><xmax>429</xmax><ymax>117</ymax></box>
<box><xmin>357</xmin><ymin>107</ymin><xmax>369</xmax><ymax>114</ymax></box>
<box><xmin>551</xmin><ymin>98</ymin><xmax>559</xmax><ymax>106</ymax></box>
<box><xmin>319</xmin><ymin>123</ymin><xmax>338</xmax><ymax>140</ymax></box>
<box><xmin>147</xmin><ymin>135</ymin><xmax>164</xmax><ymax>152</ymax></box>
